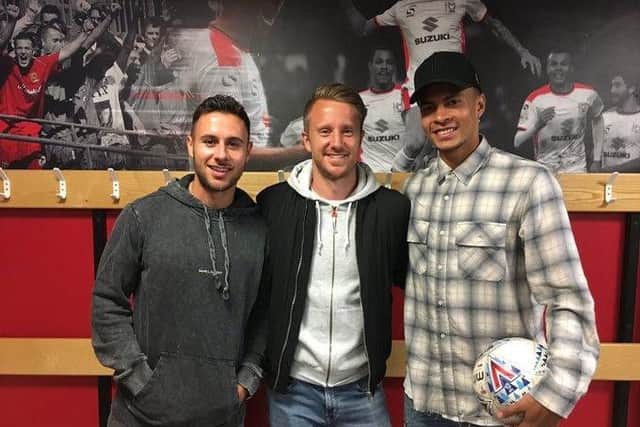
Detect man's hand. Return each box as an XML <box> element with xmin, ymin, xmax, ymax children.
<box><xmin>109</xmin><ymin>3</ymin><xmax>122</xmax><ymax>17</ymax></box>
<box><xmin>496</xmin><ymin>394</ymin><xmax>562</xmax><ymax>427</ymax></box>
<box><xmin>82</xmin><ymin>16</ymin><xmax>96</xmax><ymax>32</ymax></box>
<box><xmin>236</xmin><ymin>384</ymin><xmax>249</xmax><ymax>403</ymax></box>
<box><xmin>520</xmin><ymin>50</ymin><xmax>542</xmax><ymax>77</ymax></box>
<box><xmin>160</xmin><ymin>48</ymin><xmax>180</xmax><ymax>68</ymax></box>
<box><xmin>6</xmin><ymin>4</ymin><xmax>21</xmax><ymax>20</ymax></box>
<box><xmin>536</xmin><ymin>106</ymin><xmax>555</xmax><ymax>130</ymax></box>
<box><xmin>26</xmin><ymin>0</ymin><xmax>42</xmax><ymax>15</ymax></box>
<box><xmin>402</xmin><ymin>106</ymin><xmax>428</xmax><ymax>158</ymax></box>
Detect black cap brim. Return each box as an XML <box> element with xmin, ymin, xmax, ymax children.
<box><xmin>409</xmin><ymin>79</ymin><xmax>479</xmax><ymax>104</ymax></box>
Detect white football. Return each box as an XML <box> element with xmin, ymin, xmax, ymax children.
<box><xmin>472</xmin><ymin>337</ymin><xmax>549</xmax><ymax>423</ymax></box>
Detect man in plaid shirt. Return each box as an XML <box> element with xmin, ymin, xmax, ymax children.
<box><xmin>402</xmin><ymin>52</ymin><xmax>600</xmax><ymax>427</ymax></box>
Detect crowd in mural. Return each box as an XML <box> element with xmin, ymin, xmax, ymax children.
<box><xmin>0</xmin><ymin>0</ymin><xmax>638</xmax><ymax>172</ymax></box>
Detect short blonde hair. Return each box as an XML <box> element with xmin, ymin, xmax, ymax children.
<box><xmin>303</xmin><ymin>83</ymin><xmax>367</xmax><ymax>131</ymax></box>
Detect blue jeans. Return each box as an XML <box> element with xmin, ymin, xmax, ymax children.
<box><xmin>404</xmin><ymin>395</ymin><xmax>482</xmax><ymax>427</ymax></box>
<box><xmin>268</xmin><ymin>377</ymin><xmax>391</xmax><ymax>427</ymax></box>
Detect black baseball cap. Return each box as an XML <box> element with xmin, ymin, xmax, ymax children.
<box><xmin>410</xmin><ymin>51</ymin><xmax>482</xmax><ymax>104</ymax></box>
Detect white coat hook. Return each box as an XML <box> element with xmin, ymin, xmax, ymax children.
<box><xmin>384</xmin><ymin>172</ymin><xmax>393</xmax><ymax>189</ymax></box>
<box><xmin>277</xmin><ymin>169</ymin><xmax>285</xmax><ymax>183</ymax></box>
<box><xmin>162</xmin><ymin>168</ymin><xmax>172</xmax><ymax>184</ymax></box>
<box><xmin>108</xmin><ymin>168</ymin><xmax>120</xmax><ymax>201</ymax></box>
<box><xmin>604</xmin><ymin>172</ymin><xmax>619</xmax><ymax>204</ymax></box>
<box><xmin>0</xmin><ymin>168</ymin><xmax>10</xmax><ymax>200</ymax></box>
<box><xmin>53</xmin><ymin>168</ymin><xmax>67</xmax><ymax>201</ymax></box>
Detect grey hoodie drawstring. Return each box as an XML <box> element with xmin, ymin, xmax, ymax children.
<box><xmin>344</xmin><ymin>201</ymin><xmax>353</xmax><ymax>252</ymax></box>
<box><xmin>202</xmin><ymin>205</ymin><xmax>230</xmax><ymax>300</ymax></box>
<box><xmin>217</xmin><ymin>211</ymin><xmax>231</xmax><ymax>300</ymax></box>
<box><xmin>315</xmin><ymin>200</ymin><xmax>323</xmax><ymax>255</ymax></box>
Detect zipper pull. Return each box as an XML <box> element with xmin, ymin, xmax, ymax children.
<box><xmin>331</xmin><ymin>206</ymin><xmax>337</xmax><ymax>233</ymax></box>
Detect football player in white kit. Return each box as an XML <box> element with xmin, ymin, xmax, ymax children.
<box><xmin>169</xmin><ymin>0</ymin><xmax>309</xmax><ymax>169</ymax></box>
<box><xmin>514</xmin><ymin>49</ymin><xmax>605</xmax><ymax>173</ymax></box>
<box><xmin>342</xmin><ymin>0</ymin><xmax>541</xmax><ymax>92</ymax></box>
<box><xmin>359</xmin><ymin>46</ymin><xmax>410</xmax><ymax>171</ymax></box>
<box><xmin>598</xmin><ymin>73</ymin><xmax>640</xmax><ymax>172</ymax></box>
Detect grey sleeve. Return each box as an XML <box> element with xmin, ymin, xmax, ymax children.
<box><xmin>91</xmin><ymin>204</ymin><xmax>153</xmax><ymax>396</ymax></box>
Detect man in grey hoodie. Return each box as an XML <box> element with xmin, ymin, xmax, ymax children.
<box><xmin>92</xmin><ymin>95</ymin><xmax>268</xmax><ymax>427</ymax></box>
<box><xmin>258</xmin><ymin>83</ymin><xmax>410</xmax><ymax>426</ymax></box>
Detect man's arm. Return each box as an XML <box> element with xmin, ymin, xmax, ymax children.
<box><xmin>588</xmin><ymin>114</ymin><xmax>605</xmax><ymax>171</ymax></box>
<box><xmin>236</xmin><ymin>239</ymin><xmax>272</xmax><ymax>401</ymax></box>
<box><xmin>0</xmin><ymin>4</ymin><xmax>20</xmax><ymax>51</ymax></box>
<box><xmin>515</xmin><ymin>170</ymin><xmax>600</xmax><ymax>423</ymax></box>
<box><xmin>392</xmin><ymin>106</ymin><xmax>431</xmax><ymax>172</ymax></box>
<box><xmin>246</xmin><ymin>144</ymin><xmax>310</xmax><ymax>171</ymax></box>
<box><xmin>10</xmin><ymin>0</ymin><xmax>39</xmax><ymax>39</ymax></box>
<box><xmin>61</xmin><ymin>3</ymin><xmax>122</xmax><ymax>62</ymax></box>
<box><xmin>514</xmin><ymin>126</ymin><xmax>538</xmax><ymax>149</ymax></box>
<box><xmin>115</xmin><ymin>3</ymin><xmax>140</xmax><ymax>71</ymax></box>
<box><xmin>515</xmin><ymin>104</ymin><xmax>554</xmax><ymax>149</ymax></box>
<box><xmin>339</xmin><ymin>0</ymin><xmax>378</xmax><ymax>36</ymax></box>
<box><xmin>482</xmin><ymin>15</ymin><xmax>541</xmax><ymax>77</ymax></box>
<box><xmin>92</xmin><ymin>205</ymin><xmax>153</xmax><ymax>397</ymax></box>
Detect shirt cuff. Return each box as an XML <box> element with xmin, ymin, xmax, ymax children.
<box><xmin>116</xmin><ymin>359</ymin><xmax>153</xmax><ymax>396</ymax></box>
<box><xmin>237</xmin><ymin>364</ymin><xmax>262</xmax><ymax>397</ymax></box>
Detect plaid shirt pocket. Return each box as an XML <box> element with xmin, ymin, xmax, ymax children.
<box><xmin>407</xmin><ymin>219</ymin><xmax>429</xmax><ymax>275</ymax></box>
<box><xmin>455</xmin><ymin>222</ymin><xmax>506</xmax><ymax>282</ymax></box>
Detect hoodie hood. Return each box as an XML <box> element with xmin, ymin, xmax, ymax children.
<box><xmin>161</xmin><ymin>174</ymin><xmax>257</xmax><ymax>212</ymax></box>
<box><xmin>159</xmin><ymin>174</ymin><xmax>257</xmax><ymax>300</ymax></box>
<box><xmin>287</xmin><ymin>159</ymin><xmax>380</xmax><ymax>204</ymax></box>
<box><xmin>287</xmin><ymin>159</ymin><xmax>381</xmax><ymax>257</ymax></box>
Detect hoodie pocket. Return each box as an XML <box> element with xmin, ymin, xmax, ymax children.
<box><xmin>455</xmin><ymin>222</ymin><xmax>506</xmax><ymax>282</ymax></box>
<box><xmin>131</xmin><ymin>353</ymin><xmax>238</xmax><ymax>425</ymax></box>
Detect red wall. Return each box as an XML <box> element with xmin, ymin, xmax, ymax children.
<box><xmin>0</xmin><ymin>210</ymin><xmax>637</xmax><ymax>426</ymax></box>
<box><xmin>0</xmin><ymin>210</ymin><xmax>98</xmax><ymax>427</ymax></box>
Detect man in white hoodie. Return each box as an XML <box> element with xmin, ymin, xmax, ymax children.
<box><xmin>257</xmin><ymin>83</ymin><xmax>410</xmax><ymax>426</ymax></box>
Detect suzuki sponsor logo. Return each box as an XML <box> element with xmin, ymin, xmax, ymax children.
<box><xmin>368</xmin><ymin>135</ymin><xmax>401</xmax><ymax>142</ymax></box>
<box><xmin>604</xmin><ymin>151</ymin><xmax>630</xmax><ymax>159</ymax></box>
<box><xmin>422</xmin><ymin>17</ymin><xmax>439</xmax><ymax>32</ymax></box>
<box><xmin>374</xmin><ymin>119</ymin><xmax>389</xmax><ymax>133</ymax></box>
<box><xmin>415</xmin><ymin>33</ymin><xmax>451</xmax><ymax>45</ymax></box>
<box><xmin>551</xmin><ymin>134</ymin><xmax>580</xmax><ymax>142</ymax></box>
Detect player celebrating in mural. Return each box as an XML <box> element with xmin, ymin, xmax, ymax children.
<box><xmin>170</xmin><ymin>0</ymin><xmax>285</xmax><ymax>147</ymax></box>
<box><xmin>359</xmin><ymin>46</ymin><xmax>410</xmax><ymax>171</ymax></box>
<box><xmin>599</xmin><ymin>72</ymin><xmax>640</xmax><ymax>172</ymax></box>
<box><xmin>514</xmin><ymin>49</ymin><xmax>605</xmax><ymax>173</ymax></box>
<box><xmin>0</xmin><ymin>3</ymin><xmax>121</xmax><ymax>169</ymax></box>
<box><xmin>342</xmin><ymin>0</ymin><xmax>541</xmax><ymax>92</ymax></box>
<box><xmin>160</xmin><ymin>0</ymin><xmax>308</xmax><ymax>169</ymax></box>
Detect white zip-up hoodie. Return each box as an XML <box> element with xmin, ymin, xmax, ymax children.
<box><xmin>287</xmin><ymin>159</ymin><xmax>381</xmax><ymax>387</ymax></box>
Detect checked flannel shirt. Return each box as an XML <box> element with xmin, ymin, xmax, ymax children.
<box><xmin>403</xmin><ymin>137</ymin><xmax>600</xmax><ymax>425</ymax></box>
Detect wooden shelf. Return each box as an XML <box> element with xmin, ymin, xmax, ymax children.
<box><xmin>0</xmin><ymin>171</ymin><xmax>638</xmax><ymax>212</ymax></box>
<box><xmin>0</xmin><ymin>338</ymin><xmax>637</xmax><ymax>381</ymax></box>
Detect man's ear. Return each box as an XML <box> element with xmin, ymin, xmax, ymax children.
<box><xmin>301</xmin><ymin>131</ymin><xmax>312</xmax><ymax>153</ymax></box>
<box><xmin>186</xmin><ymin>134</ymin><xmax>194</xmax><ymax>157</ymax></box>
<box><xmin>477</xmin><ymin>93</ymin><xmax>487</xmax><ymax>119</ymax></box>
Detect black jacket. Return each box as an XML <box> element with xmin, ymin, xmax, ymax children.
<box><xmin>257</xmin><ymin>181</ymin><xmax>410</xmax><ymax>394</ymax></box>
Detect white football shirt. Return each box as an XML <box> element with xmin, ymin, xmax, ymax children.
<box><xmin>602</xmin><ymin>109</ymin><xmax>640</xmax><ymax>168</ymax></box>
<box><xmin>516</xmin><ymin>83</ymin><xmax>604</xmax><ymax>173</ymax></box>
